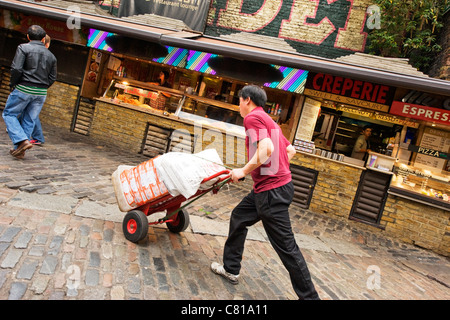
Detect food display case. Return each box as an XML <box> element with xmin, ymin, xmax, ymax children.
<box><xmin>101</xmin><ymin>77</ymin><xmax>245</xmax><ymax>135</ymax></box>
<box><xmin>102</xmin><ymin>77</ymin><xmax>184</xmax><ymax>113</ymax></box>
<box><xmin>389</xmin><ymin>162</ymin><xmax>450</xmax><ymax>210</ymax></box>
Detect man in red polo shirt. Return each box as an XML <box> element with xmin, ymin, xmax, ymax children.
<box><xmin>211</xmin><ymin>85</ymin><xmax>319</xmax><ymax>300</ymax></box>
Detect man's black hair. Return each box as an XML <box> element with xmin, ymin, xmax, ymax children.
<box><xmin>27</xmin><ymin>25</ymin><xmax>46</xmax><ymax>41</ymax></box>
<box><xmin>238</xmin><ymin>85</ymin><xmax>267</xmax><ymax>107</ymax></box>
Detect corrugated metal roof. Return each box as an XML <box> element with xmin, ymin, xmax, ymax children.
<box><xmin>335</xmin><ymin>53</ymin><xmax>429</xmax><ymax>78</ymax></box>
<box><xmin>218</xmin><ymin>34</ymin><xmax>430</xmax><ymax>79</ymax></box>
<box><xmin>219</xmin><ymin>32</ymin><xmax>298</xmax><ymax>54</ymax></box>
<box><xmin>38</xmin><ymin>0</ymin><xmax>191</xmax><ymax>32</ymax></box>
<box><xmin>121</xmin><ymin>14</ymin><xmax>190</xmax><ymax>32</ymax></box>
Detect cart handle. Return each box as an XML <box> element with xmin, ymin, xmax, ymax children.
<box><xmin>201</xmin><ymin>169</ymin><xmax>231</xmax><ymax>184</ymax></box>
<box><xmin>159</xmin><ymin>170</ymin><xmax>234</xmax><ymax>224</ymax></box>
<box><xmin>159</xmin><ymin>168</ymin><xmax>247</xmax><ymax>224</ymax></box>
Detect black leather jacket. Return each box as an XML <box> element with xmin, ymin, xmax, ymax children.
<box><xmin>10</xmin><ymin>40</ymin><xmax>57</xmax><ymax>89</ymax></box>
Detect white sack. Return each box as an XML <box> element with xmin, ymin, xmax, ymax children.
<box><xmin>154</xmin><ymin>149</ymin><xmax>227</xmax><ymax>199</ymax></box>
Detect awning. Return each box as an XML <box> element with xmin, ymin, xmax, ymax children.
<box><xmin>1</xmin><ymin>0</ymin><xmax>449</xmax><ymax>96</ymax></box>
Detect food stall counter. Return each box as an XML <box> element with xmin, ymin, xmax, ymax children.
<box><xmin>101</xmin><ymin>77</ymin><xmax>245</xmax><ymax>137</ymax></box>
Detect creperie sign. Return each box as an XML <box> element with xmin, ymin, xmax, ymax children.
<box><xmin>304</xmin><ymin>72</ymin><xmax>395</xmax><ymax>112</ymax></box>
<box><xmin>390</xmin><ymin>101</ymin><xmax>450</xmax><ymax>126</ymax></box>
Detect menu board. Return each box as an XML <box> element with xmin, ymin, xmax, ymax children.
<box><xmin>295</xmin><ymin>98</ymin><xmax>321</xmax><ymax>141</ymax></box>
<box><xmin>415</xmin><ymin>127</ymin><xmax>450</xmax><ymax>172</ymax></box>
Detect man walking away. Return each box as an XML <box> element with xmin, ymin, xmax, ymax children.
<box><xmin>211</xmin><ymin>85</ymin><xmax>320</xmax><ymax>300</ymax></box>
<box><xmin>20</xmin><ymin>34</ymin><xmax>52</xmax><ymax>147</ymax></box>
<box><xmin>2</xmin><ymin>25</ymin><xmax>57</xmax><ymax>159</ymax></box>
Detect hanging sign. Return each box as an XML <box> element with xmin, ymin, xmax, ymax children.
<box><xmin>390</xmin><ymin>101</ymin><xmax>450</xmax><ymax>126</ymax></box>
<box><xmin>408</xmin><ymin>145</ymin><xmax>449</xmax><ymax>159</ymax></box>
<box><xmin>118</xmin><ymin>0</ymin><xmax>212</xmax><ymax>32</ymax></box>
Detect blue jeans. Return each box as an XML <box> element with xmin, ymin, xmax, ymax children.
<box><xmin>18</xmin><ymin>113</ymin><xmax>45</xmax><ymax>143</ymax></box>
<box><xmin>2</xmin><ymin>89</ymin><xmax>46</xmax><ymax>148</ymax></box>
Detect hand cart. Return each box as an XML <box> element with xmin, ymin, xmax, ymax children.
<box><xmin>122</xmin><ymin>169</ymin><xmax>231</xmax><ymax>243</ymax></box>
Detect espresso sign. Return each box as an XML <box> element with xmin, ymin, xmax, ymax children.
<box><xmin>304</xmin><ymin>72</ymin><xmax>395</xmax><ymax>112</ymax></box>
<box><xmin>390</xmin><ymin>101</ymin><xmax>450</xmax><ymax>126</ymax></box>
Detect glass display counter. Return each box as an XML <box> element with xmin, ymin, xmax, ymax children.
<box><xmin>390</xmin><ymin>162</ymin><xmax>450</xmax><ymax>210</ymax></box>
<box><xmin>102</xmin><ymin>77</ymin><xmax>184</xmax><ymax>112</ymax></box>
<box><xmin>101</xmin><ymin>77</ymin><xmax>245</xmax><ymax>135</ymax></box>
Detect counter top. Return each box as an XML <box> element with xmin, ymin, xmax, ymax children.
<box><xmin>366</xmin><ymin>167</ymin><xmax>394</xmax><ymax>175</ymax></box>
<box><xmin>96</xmin><ymin>97</ymin><xmax>246</xmax><ymax>138</ymax></box>
<box><xmin>388</xmin><ymin>186</ymin><xmax>450</xmax><ymax>211</ymax></box>
<box><xmin>368</xmin><ymin>151</ymin><xmax>397</xmax><ymax>160</ymax></box>
<box><xmin>295</xmin><ymin>150</ymin><xmax>366</xmax><ymax>170</ymax></box>
<box><xmin>112</xmin><ymin>77</ymin><xmax>185</xmax><ymax>97</ymax></box>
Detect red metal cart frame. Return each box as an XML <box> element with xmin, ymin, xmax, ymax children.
<box><xmin>122</xmin><ymin>169</ymin><xmax>231</xmax><ymax>242</ymax></box>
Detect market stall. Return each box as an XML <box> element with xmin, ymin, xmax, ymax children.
<box><xmin>76</xmin><ymin>40</ymin><xmax>307</xmax><ymax>163</ymax></box>
<box><xmin>2</xmin><ymin>1</ymin><xmax>448</xmax><ymax>255</ymax></box>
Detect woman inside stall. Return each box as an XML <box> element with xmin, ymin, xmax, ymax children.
<box><xmin>149</xmin><ymin>70</ymin><xmax>171</xmax><ymax>98</ymax></box>
<box><xmin>149</xmin><ymin>70</ymin><xmax>171</xmax><ymax>88</ymax></box>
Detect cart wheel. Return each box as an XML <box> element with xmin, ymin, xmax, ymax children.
<box><xmin>123</xmin><ymin>210</ymin><xmax>148</xmax><ymax>243</ymax></box>
<box><xmin>166</xmin><ymin>209</ymin><xmax>190</xmax><ymax>233</ymax></box>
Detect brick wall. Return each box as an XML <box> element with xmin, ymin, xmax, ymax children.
<box><xmin>383</xmin><ymin>195</ymin><xmax>450</xmax><ymax>256</ymax></box>
<box><xmin>291</xmin><ymin>152</ymin><xmax>363</xmax><ymax>218</ymax></box>
<box><xmin>91</xmin><ymin>100</ymin><xmax>246</xmax><ymax>168</ymax></box>
<box><xmin>206</xmin><ymin>0</ymin><xmax>373</xmax><ymax>59</ymax></box>
<box><xmin>91</xmin><ymin>101</ymin><xmax>151</xmax><ymax>154</ymax></box>
<box><xmin>40</xmin><ymin>82</ymin><xmax>79</xmax><ymax>131</ymax></box>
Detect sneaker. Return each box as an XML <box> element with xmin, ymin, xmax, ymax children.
<box><xmin>29</xmin><ymin>139</ymin><xmax>43</xmax><ymax>146</ymax></box>
<box><xmin>210</xmin><ymin>262</ymin><xmax>239</xmax><ymax>285</ymax></box>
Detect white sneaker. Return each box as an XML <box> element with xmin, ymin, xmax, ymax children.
<box><xmin>210</xmin><ymin>262</ymin><xmax>239</xmax><ymax>285</ymax></box>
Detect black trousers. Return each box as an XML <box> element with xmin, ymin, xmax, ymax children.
<box><xmin>223</xmin><ymin>181</ymin><xmax>320</xmax><ymax>300</ymax></box>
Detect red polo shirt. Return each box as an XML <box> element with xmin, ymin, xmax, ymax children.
<box><xmin>244</xmin><ymin>107</ymin><xmax>292</xmax><ymax>193</ymax></box>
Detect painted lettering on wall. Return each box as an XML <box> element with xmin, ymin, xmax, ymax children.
<box><xmin>207</xmin><ymin>0</ymin><xmax>374</xmax><ymax>56</ymax></box>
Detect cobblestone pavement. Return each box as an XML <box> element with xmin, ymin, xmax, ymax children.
<box><xmin>0</xmin><ymin>121</ymin><xmax>449</xmax><ymax>300</ymax></box>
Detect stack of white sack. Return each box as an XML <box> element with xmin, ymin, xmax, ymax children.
<box><xmin>111</xmin><ymin>149</ymin><xmax>228</xmax><ymax>212</ymax></box>
<box><xmin>154</xmin><ymin>149</ymin><xmax>227</xmax><ymax>199</ymax></box>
